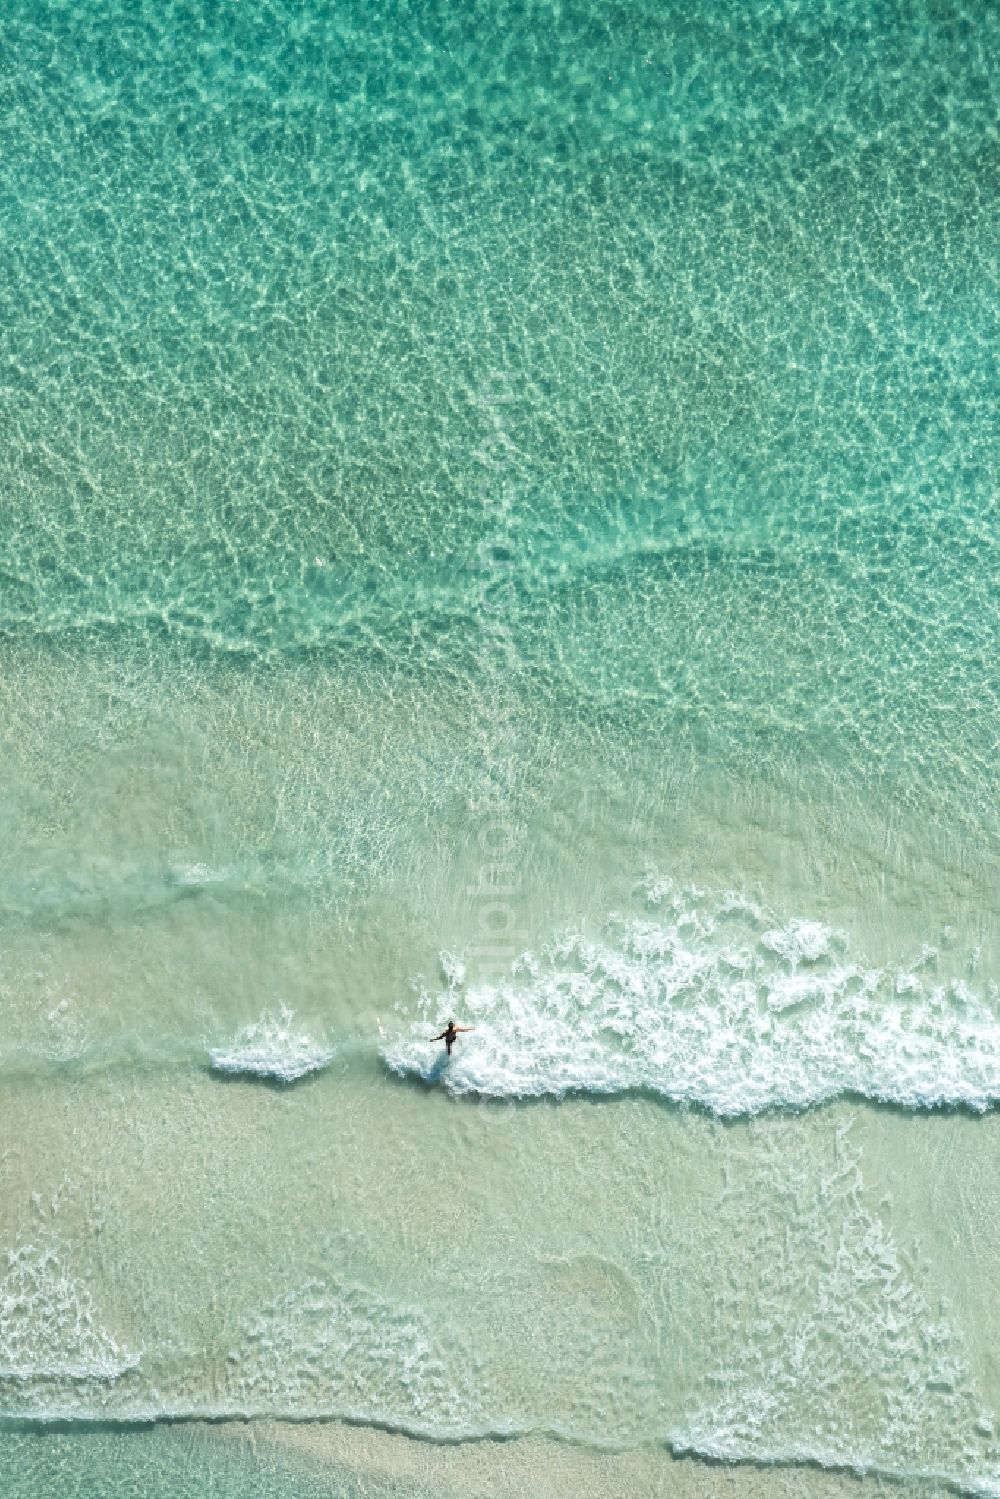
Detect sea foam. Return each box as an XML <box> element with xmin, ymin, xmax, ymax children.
<box><xmin>383</xmin><ymin>884</ymin><xmax>1000</xmax><ymax>1116</ymax></box>
<box><xmin>670</xmin><ymin>1125</ymin><xmax>1000</xmax><ymax>1496</ymax></box>
<box><xmin>219</xmin><ymin>1274</ymin><xmax>484</xmax><ymax>1437</ymax></box>
<box><xmin>0</xmin><ymin>1239</ymin><xmax>139</xmax><ymax>1392</ymax></box>
<box><xmin>209</xmin><ymin>1006</ymin><xmax>335</xmax><ymax>1082</ymax></box>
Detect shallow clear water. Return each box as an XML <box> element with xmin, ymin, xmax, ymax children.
<box><xmin>0</xmin><ymin>0</ymin><xmax>997</xmax><ymax>1495</ymax></box>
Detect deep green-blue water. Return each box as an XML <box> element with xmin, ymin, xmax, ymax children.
<box><xmin>1</xmin><ymin>2</ymin><xmax>997</xmax><ymax>1495</ymax></box>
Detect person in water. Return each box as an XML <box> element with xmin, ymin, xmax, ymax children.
<box><xmin>432</xmin><ymin>1020</ymin><xmax>475</xmax><ymax>1056</ymax></box>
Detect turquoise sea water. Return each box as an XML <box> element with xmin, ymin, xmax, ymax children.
<box><xmin>1</xmin><ymin>1</ymin><xmax>997</xmax><ymax>1495</ymax></box>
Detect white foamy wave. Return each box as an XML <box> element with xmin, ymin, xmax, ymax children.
<box><xmin>0</xmin><ymin>1239</ymin><xmax>139</xmax><ymax>1389</ymax></box>
<box><xmin>225</xmin><ymin>1275</ymin><xmax>479</xmax><ymax>1433</ymax></box>
<box><xmin>760</xmin><ymin>917</ymin><xmax>832</xmax><ymax>964</ymax></box>
<box><xmin>383</xmin><ymin>884</ymin><xmax>1000</xmax><ymax>1115</ymax></box>
<box><xmin>666</xmin><ymin>1437</ymin><xmax>1000</xmax><ymax>1499</ymax></box>
<box><xmin>439</xmin><ymin>949</ymin><xmax>466</xmax><ymax>988</ymax></box>
<box><xmin>209</xmin><ymin>1006</ymin><xmax>335</xmax><ymax>1082</ymax></box>
<box><xmin>670</xmin><ymin>1126</ymin><xmax>1000</xmax><ymax>1496</ymax></box>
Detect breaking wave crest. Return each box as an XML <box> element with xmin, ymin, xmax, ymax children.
<box><xmin>209</xmin><ymin>1006</ymin><xmax>335</xmax><ymax>1082</ymax></box>
<box><xmin>383</xmin><ymin>882</ymin><xmax>1000</xmax><ymax>1116</ymax></box>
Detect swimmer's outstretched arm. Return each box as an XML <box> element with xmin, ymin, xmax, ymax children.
<box><xmin>431</xmin><ymin>1029</ymin><xmax>449</xmax><ymax>1042</ymax></box>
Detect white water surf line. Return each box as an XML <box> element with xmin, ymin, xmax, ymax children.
<box><xmin>383</xmin><ymin>882</ymin><xmax>999</xmax><ymax>1116</ymax></box>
